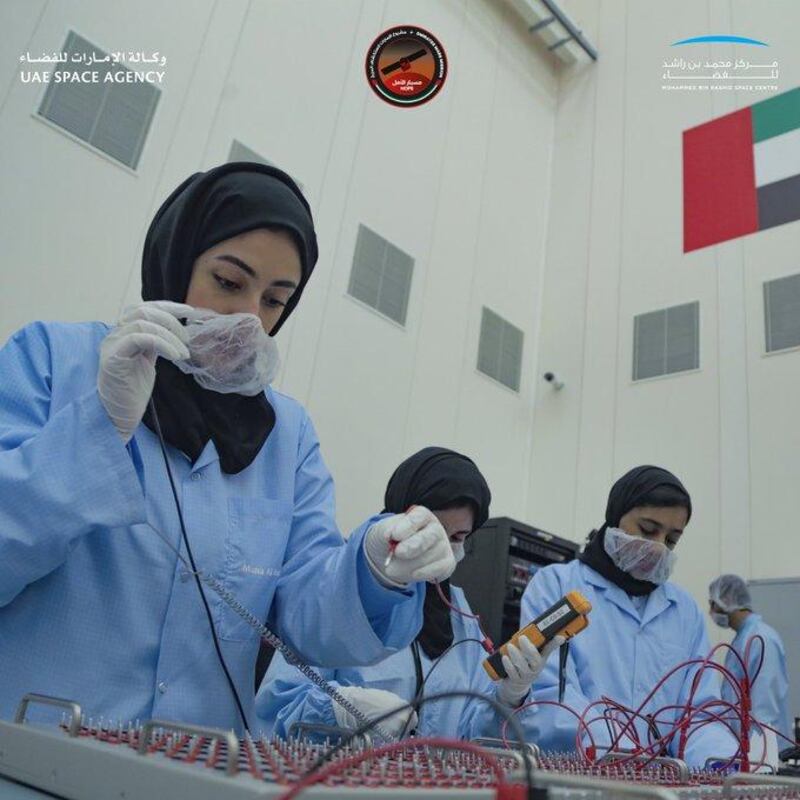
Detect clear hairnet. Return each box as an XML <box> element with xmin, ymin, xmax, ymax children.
<box><xmin>709</xmin><ymin>574</ymin><xmax>752</xmax><ymax>613</ymax></box>
<box><xmin>173</xmin><ymin>308</ymin><xmax>279</xmax><ymax>395</ymax></box>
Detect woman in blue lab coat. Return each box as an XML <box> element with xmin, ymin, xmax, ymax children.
<box><xmin>0</xmin><ymin>163</ymin><xmax>456</xmax><ymax>733</ymax></box>
<box><xmin>508</xmin><ymin>466</ymin><xmax>738</xmax><ymax>766</ymax></box>
<box><xmin>257</xmin><ymin>446</ymin><xmax>562</xmax><ymax>740</ymax></box>
<box><xmin>708</xmin><ymin>574</ymin><xmax>793</xmax><ymax>745</ymax></box>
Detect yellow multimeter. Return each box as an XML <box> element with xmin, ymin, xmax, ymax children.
<box><xmin>483</xmin><ymin>590</ymin><xmax>592</xmax><ymax>681</ymax></box>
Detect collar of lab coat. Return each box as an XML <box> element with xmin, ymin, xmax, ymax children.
<box><xmin>732</xmin><ymin>612</ymin><xmax>762</xmax><ymax>646</ymax></box>
<box><xmin>581</xmin><ymin>562</ymin><xmax>679</xmax><ymax>626</ymax></box>
<box><xmin>189</xmin><ymin>438</ymin><xmax>220</xmax><ymax>471</ymax></box>
<box><xmin>178</xmin><ymin>385</ymin><xmax>277</xmax><ymax>474</ymax></box>
<box><xmin>140</xmin><ymin>418</ymin><xmax>221</xmax><ymax>471</ymax></box>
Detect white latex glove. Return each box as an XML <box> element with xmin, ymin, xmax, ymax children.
<box><xmin>97</xmin><ymin>301</ymin><xmax>192</xmax><ymax>442</ymax></box>
<box><xmin>364</xmin><ymin>506</ymin><xmax>456</xmax><ymax>588</ymax></box>
<box><xmin>332</xmin><ymin>686</ymin><xmax>417</xmax><ymax>739</ymax></box>
<box><xmin>496</xmin><ymin>634</ymin><xmax>565</xmax><ymax>707</ymax></box>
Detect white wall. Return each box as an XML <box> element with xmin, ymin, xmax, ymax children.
<box><xmin>526</xmin><ymin>0</ymin><xmax>800</xmax><ymax>634</ymax></box>
<box><xmin>0</xmin><ymin>0</ymin><xmax>559</xmax><ymax>532</ymax></box>
<box><xmin>3</xmin><ymin>0</ymin><xmax>799</xmax><ymax>629</ymax></box>
<box><xmin>0</xmin><ymin>0</ymin><xmax>238</xmax><ymax>332</ymax></box>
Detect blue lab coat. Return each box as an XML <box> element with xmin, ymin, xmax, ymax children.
<box><xmin>721</xmin><ymin>613</ymin><xmax>792</xmax><ymax>744</ymax></box>
<box><xmin>0</xmin><ymin>321</ymin><xmax>423</xmax><ymax>732</ymax></box>
<box><xmin>472</xmin><ymin>559</ymin><xmax>739</xmax><ymax>766</ymax></box>
<box><xmin>256</xmin><ymin>585</ymin><xmax>500</xmax><ymax>739</ymax></box>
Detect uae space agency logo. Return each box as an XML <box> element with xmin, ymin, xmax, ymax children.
<box><xmin>365</xmin><ymin>26</ymin><xmax>447</xmax><ymax>107</ymax></box>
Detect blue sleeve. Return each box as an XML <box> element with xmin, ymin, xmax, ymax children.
<box><xmin>0</xmin><ymin>323</ymin><xmax>147</xmax><ymax>607</ymax></box>
<box><xmin>512</xmin><ymin>567</ymin><xmax>596</xmax><ymax>749</ymax></box>
<box><xmin>255</xmin><ymin>652</ymin><xmax>339</xmax><ymax>738</ymax></box>
<box><xmin>749</xmin><ymin>634</ymin><xmax>791</xmax><ymax>743</ymax></box>
<box><xmin>674</xmin><ymin>605</ymin><xmax>739</xmax><ymax>767</ymax></box>
<box><xmin>268</xmin><ymin>413</ymin><xmax>423</xmax><ymax>667</ymax></box>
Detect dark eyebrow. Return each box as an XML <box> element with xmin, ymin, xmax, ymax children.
<box><xmin>641</xmin><ymin>517</ymin><xmax>684</xmax><ymax>535</ymax></box>
<box><xmin>215</xmin><ymin>255</ymin><xmax>298</xmax><ymax>289</ymax></box>
<box><xmin>216</xmin><ymin>255</ymin><xmax>255</xmax><ymax>277</ymax></box>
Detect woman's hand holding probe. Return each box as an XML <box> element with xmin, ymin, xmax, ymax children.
<box><xmin>364</xmin><ymin>506</ymin><xmax>456</xmax><ymax>588</ymax></box>
<box><xmin>97</xmin><ymin>301</ymin><xmax>192</xmax><ymax>442</ymax></box>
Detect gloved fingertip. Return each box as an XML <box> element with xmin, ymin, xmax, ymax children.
<box><xmin>173</xmin><ymin>326</ymin><xmax>190</xmax><ymax>344</ymax></box>
<box><xmin>501</xmin><ymin>654</ymin><xmax>515</xmax><ymax>677</ymax></box>
<box><xmin>156</xmin><ymin>300</ymin><xmax>195</xmax><ymax>315</ymax></box>
<box><xmin>517</xmin><ymin>635</ymin><xmax>537</xmax><ymax>656</ymax></box>
<box><xmin>504</xmin><ymin>643</ymin><xmax>524</xmax><ymax>673</ymax></box>
<box><xmin>389</xmin><ymin>515</ymin><xmax>416</xmax><ymax>542</ymax></box>
<box><xmin>540</xmin><ymin>635</ymin><xmax>565</xmax><ymax>659</ymax></box>
<box><xmin>394</xmin><ymin>529</ymin><xmax>425</xmax><ymax>556</ymax></box>
<box><xmin>409</xmin><ymin>556</ymin><xmax>454</xmax><ymax>583</ymax></box>
<box><xmin>405</xmin><ymin>505</ymin><xmax>432</xmax><ymax>527</ymax></box>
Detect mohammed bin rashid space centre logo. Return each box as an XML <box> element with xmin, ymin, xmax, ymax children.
<box><xmin>365</xmin><ymin>26</ymin><xmax>448</xmax><ymax>107</ymax></box>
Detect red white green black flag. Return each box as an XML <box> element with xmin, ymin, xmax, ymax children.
<box><xmin>683</xmin><ymin>87</ymin><xmax>800</xmax><ymax>252</ymax></box>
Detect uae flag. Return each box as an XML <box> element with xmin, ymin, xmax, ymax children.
<box><xmin>683</xmin><ymin>87</ymin><xmax>800</xmax><ymax>252</ymax></box>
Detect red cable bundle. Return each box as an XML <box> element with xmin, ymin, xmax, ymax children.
<box><xmin>275</xmin><ymin>737</ymin><xmax>509</xmax><ymax>800</ymax></box>
<box><xmin>499</xmin><ymin>633</ymin><xmax>798</xmax><ymax>772</ymax></box>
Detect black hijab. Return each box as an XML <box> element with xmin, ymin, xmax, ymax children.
<box><xmin>579</xmin><ymin>465</ymin><xmax>692</xmax><ymax>596</ymax></box>
<box><xmin>383</xmin><ymin>447</ymin><xmax>491</xmax><ymax>659</ymax></box>
<box><xmin>140</xmin><ymin>162</ymin><xmax>318</xmax><ymax>474</ymax></box>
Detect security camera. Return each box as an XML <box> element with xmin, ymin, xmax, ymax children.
<box><xmin>543</xmin><ymin>371</ymin><xmax>565</xmax><ymax>391</ymax></box>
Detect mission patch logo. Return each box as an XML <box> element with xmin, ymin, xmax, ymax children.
<box><xmin>365</xmin><ymin>26</ymin><xmax>447</xmax><ymax>107</ymax></box>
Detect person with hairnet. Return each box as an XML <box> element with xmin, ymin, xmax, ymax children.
<box><xmin>709</xmin><ymin>574</ymin><xmax>792</xmax><ymax>745</ymax></box>
<box><xmin>481</xmin><ymin>466</ymin><xmax>739</xmax><ymax>766</ymax></box>
<box><xmin>0</xmin><ymin>163</ymin><xmax>457</xmax><ymax>733</ymax></box>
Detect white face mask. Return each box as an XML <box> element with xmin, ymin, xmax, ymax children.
<box><xmin>603</xmin><ymin>526</ymin><xmax>677</xmax><ymax>584</ymax></box>
<box><xmin>174</xmin><ymin>309</ymin><xmax>280</xmax><ymax>395</ymax></box>
<box><xmin>451</xmin><ymin>541</ymin><xmax>466</xmax><ymax>563</ymax></box>
<box><xmin>711</xmin><ymin>611</ymin><xmax>730</xmax><ymax>628</ymax></box>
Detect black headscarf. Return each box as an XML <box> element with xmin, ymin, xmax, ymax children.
<box><xmin>579</xmin><ymin>465</ymin><xmax>692</xmax><ymax>596</ymax></box>
<box><xmin>140</xmin><ymin>162</ymin><xmax>318</xmax><ymax>474</ymax></box>
<box><xmin>383</xmin><ymin>447</ymin><xmax>491</xmax><ymax>659</ymax></box>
